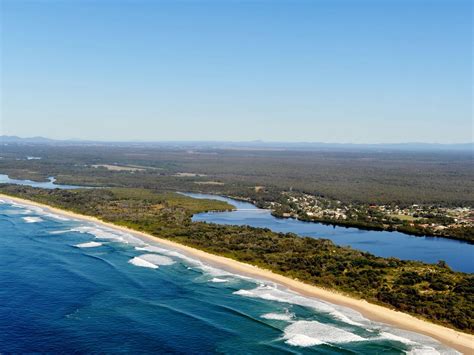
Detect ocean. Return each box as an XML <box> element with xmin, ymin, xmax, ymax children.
<box><xmin>0</xmin><ymin>199</ymin><xmax>458</xmax><ymax>354</ymax></box>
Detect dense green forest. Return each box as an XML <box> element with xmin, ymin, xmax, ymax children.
<box><xmin>1</xmin><ymin>185</ymin><xmax>472</xmax><ymax>333</ymax></box>
<box><xmin>0</xmin><ymin>143</ymin><xmax>472</xmax><ymax>206</ymax></box>
<box><xmin>0</xmin><ymin>143</ymin><xmax>472</xmax><ymax>241</ymax></box>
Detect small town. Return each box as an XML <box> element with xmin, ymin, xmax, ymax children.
<box><xmin>265</xmin><ymin>192</ymin><xmax>474</xmax><ymax>242</ymax></box>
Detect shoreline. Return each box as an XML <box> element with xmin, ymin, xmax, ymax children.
<box><xmin>1</xmin><ymin>193</ymin><xmax>473</xmax><ymax>354</ymax></box>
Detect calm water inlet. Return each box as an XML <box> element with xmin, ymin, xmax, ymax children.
<box><xmin>185</xmin><ymin>193</ymin><xmax>474</xmax><ymax>273</ymax></box>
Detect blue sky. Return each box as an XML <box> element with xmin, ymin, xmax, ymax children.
<box><xmin>1</xmin><ymin>0</ymin><xmax>472</xmax><ymax>143</ymax></box>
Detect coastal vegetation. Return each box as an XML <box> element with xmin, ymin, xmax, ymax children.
<box><xmin>1</xmin><ymin>184</ymin><xmax>472</xmax><ymax>333</ymax></box>
<box><xmin>1</xmin><ymin>144</ymin><xmax>472</xmax><ymax>206</ymax></box>
<box><xmin>1</xmin><ymin>143</ymin><xmax>472</xmax><ymax>242</ymax></box>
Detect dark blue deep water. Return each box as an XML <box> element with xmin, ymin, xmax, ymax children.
<box><xmin>185</xmin><ymin>193</ymin><xmax>474</xmax><ymax>273</ymax></box>
<box><xmin>0</xmin><ymin>199</ymin><xmax>457</xmax><ymax>354</ymax></box>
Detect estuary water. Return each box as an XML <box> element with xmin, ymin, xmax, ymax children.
<box><xmin>0</xmin><ymin>198</ymin><xmax>457</xmax><ymax>354</ymax></box>
<box><xmin>0</xmin><ymin>174</ymin><xmax>86</xmax><ymax>189</ymax></box>
<box><xmin>185</xmin><ymin>193</ymin><xmax>474</xmax><ymax>273</ymax></box>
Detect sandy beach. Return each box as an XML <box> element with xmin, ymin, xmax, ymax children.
<box><xmin>1</xmin><ymin>193</ymin><xmax>473</xmax><ymax>354</ymax></box>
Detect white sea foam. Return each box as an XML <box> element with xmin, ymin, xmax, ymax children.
<box><xmin>235</xmin><ymin>285</ymin><xmax>458</xmax><ymax>352</ymax></box>
<box><xmin>44</xmin><ymin>213</ymin><xmax>71</xmax><ymax>221</ymax></box>
<box><xmin>0</xmin><ymin>200</ymin><xmax>461</xmax><ymax>354</ymax></box>
<box><xmin>17</xmin><ymin>205</ymin><xmax>45</xmax><ymax>216</ymax></box>
<box><xmin>285</xmin><ymin>334</ymin><xmax>324</xmax><ymax>347</ymax></box>
<box><xmin>234</xmin><ymin>284</ymin><xmax>366</xmax><ymax>327</ymax></box>
<box><xmin>135</xmin><ymin>245</ymin><xmax>169</xmax><ymax>254</ymax></box>
<box><xmin>379</xmin><ymin>331</ymin><xmax>416</xmax><ymax>345</ymax></box>
<box><xmin>1</xmin><ymin>209</ymin><xmax>30</xmax><ymax>215</ymax></box>
<box><xmin>2</xmin><ymin>200</ymin><xmax>73</xmax><ymax>221</ymax></box>
<box><xmin>407</xmin><ymin>347</ymin><xmax>441</xmax><ymax>355</ymax></box>
<box><xmin>135</xmin><ymin>245</ymin><xmax>200</xmax><ymax>266</ymax></box>
<box><xmin>49</xmin><ymin>230</ymin><xmax>72</xmax><ymax>234</ymax></box>
<box><xmin>75</xmin><ymin>241</ymin><xmax>103</xmax><ymax>248</ymax></box>
<box><xmin>283</xmin><ymin>320</ymin><xmax>364</xmax><ymax>347</ymax></box>
<box><xmin>261</xmin><ymin>312</ymin><xmax>294</xmax><ymax>321</ymax></box>
<box><xmin>210</xmin><ymin>277</ymin><xmax>228</xmax><ymax>283</ymax></box>
<box><xmin>24</xmin><ymin>206</ymin><xmax>43</xmax><ymax>213</ymax></box>
<box><xmin>10</xmin><ymin>202</ymin><xmax>25</xmax><ymax>208</ymax></box>
<box><xmin>2</xmin><ymin>198</ymin><xmax>457</xmax><ymax>354</ymax></box>
<box><xmin>27</xmin><ymin>205</ymin><xmax>72</xmax><ymax>221</ymax></box>
<box><xmin>137</xmin><ymin>253</ymin><xmax>175</xmax><ymax>266</ymax></box>
<box><xmin>71</xmin><ymin>225</ymin><xmax>145</xmax><ymax>246</ymax></box>
<box><xmin>22</xmin><ymin>216</ymin><xmax>43</xmax><ymax>223</ymax></box>
<box><xmin>200</xmin><ymin>264</ymin><xmax>234</xmax><ymax>277</ymax></box>
<box><xmin>135</xmin><ymin>245</ymin><xmax>247</xmax><ymax>279</ymax></box>
<box><xmin>377</xmin><ymin>329</ymin><xmax>458</xmax><ymax>354</ymax></box>
<box><xmin>128</xmin><ymin>257</ymin><xmax>159</xmax><ymax>269</ymax></box>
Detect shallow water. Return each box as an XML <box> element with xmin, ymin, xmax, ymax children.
<box><xmin>0</xmin><ymin>174</ymin><xmax>87</xmax><ymax>189</ymax></box>
<box><xmin>0</xmin><ymin>199</ymin><xmax>457</xmax><ymax>353</ymax></box>
<box><xmin>185</xmin><ymin>193</ymin><xmax>474</xmax><ymax>273</ymax></box>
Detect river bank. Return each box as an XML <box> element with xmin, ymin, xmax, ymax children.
<box><xmin>219</xmin><ymin>193</ymin><xmax>472</xmax><ymax>243</ymax></box>
<box><xmin>186</xmin><ymin>193</ymin><xmax>474</xmax><ymax>273</ymax></box>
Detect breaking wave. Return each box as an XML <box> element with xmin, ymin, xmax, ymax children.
<box><xmin>129</xmin><ymin>256</ymin><xmax>159</xmax><ymax>269</ymax></box>
<box><xmin>234</xmin><ymin>284</ymin><xmax>366</xmax><ymax>327</ymax></box>
<box><xmin>70</xmin><ymin>226</ymin><xmax>145</xmax><ymax>246</ymax></box>
<box><xmin>0</xmin><ymin>200</ymin><xmax>460</xmax><ymax>354</ymax></box>
<box><xmin>235</xmin><ymin>284</ymin><xmax>458</xmax><ymax>353</ymax></box>
<box><xmin>135</xmin><ymin>245</ymin><xmax>246</xmax><ymax>280</ymax></box>
<box><xmin>22</xmin><ymin>216</ymin><xmax>43</xmax><ymax>223</ymax></box>
<box><xmin>75</xmin><ymin>241</ymin><xmax>103</xmax><ymax>248</ymax></box>
<box><xmin>283</xmin><ymin>320</ymin><xmax>364</xmax><ymax>347</ymax></box>
<box><xmin>136</xmin><ymin>254</ymin><xmax>175</xmax><ymax>266</ymax></box>
<box><xmin>261</xmin><ymin>311</ymin><xmax>294</xmax><ymax>322</ymax></box>
<box><xmin>210</xmin><ymin>277</ymin><xmax>228</xmax><ymax>283</ymax></box>
<box><xmin>4</xmin><ymin>200</ymin><xmax>73</xmax><ymax>221</ymax></box>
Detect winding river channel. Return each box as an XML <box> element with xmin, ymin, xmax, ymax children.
<box><xmin>184</xmin><ymin>193</ymin><xmax>473</xmax><ymax>273</ymax></box>
<box><xmin>0</xmin><ymin>174</ymin><xmax>86</xmax><ymax>190</ymax></box>
<box><xmin>1</xmin><ymin>172</ymin><xmax>471</xmax><ymax>273</ymax></box>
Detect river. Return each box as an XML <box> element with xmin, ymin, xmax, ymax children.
<box><xmin>1</xmin><ymin>173</ymin><xmax>471</xmax><ymax>273</ymax></box>
<box><xmin>184</xmin><ymin>193</ymin><xmax>473</xmax><ymax>273</ymax></box>
<box><xmin>0</xmin><ymin>174</ymin><xmax>87</xmax><ymax>189</ymax></box>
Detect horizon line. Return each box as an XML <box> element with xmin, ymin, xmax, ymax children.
<box><xmin>1</xmin><ymin>135</ymin><xmax>473</xmax><ymax>146</ymax></box>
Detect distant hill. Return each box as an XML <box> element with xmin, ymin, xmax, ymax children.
<box><xmin>1</xmin><ymin>135</ymin><xmax>472</xmax><ymax>152</ymax></box>
<box><xmin>0</xmin><ymin>135</ymin><xmax>57</xmax><ymax>144</ymax></box>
